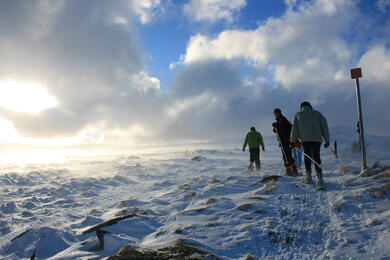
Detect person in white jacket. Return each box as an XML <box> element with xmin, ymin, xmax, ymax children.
<box><xmin>290</xmin><ymin>101</ymin><xmax>330</xmax><ymax>190</ymax></box>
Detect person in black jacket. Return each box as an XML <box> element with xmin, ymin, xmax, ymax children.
<box><xmin>272</xmin><ymin>108</ymin><xmax>298</xmax><ymax>176</ymax></box>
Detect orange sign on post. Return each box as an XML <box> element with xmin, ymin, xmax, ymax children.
<box><xmin>350</xmin><ymin>68</ymin><xmax>362</xmax><ymax>79</ymax></box>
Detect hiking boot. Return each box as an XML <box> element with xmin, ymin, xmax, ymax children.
<box><xmin>303</xmin><ymin>171</ymin><xmax>313</xmax><ymax>184</ymax></box>
<box><xmin>315</xmin><ymin>169</ymin><xmax>324</xmax><ymax>189</ymax></box>
<box><xmin>316</xmin><ymin>179</ymin><xmax>325</xmax><ymax>190</ymax></box>
<box><xmin>315</xmin><ymin>168</ymin><xmax>323</xmax><ymax>180</ymax></box>
<box><xmin>256</xmin><ymin>162</ymin><xmax>261</xmax><ymax>170</ymax></box>
<box><xmin>304</xmin><ymin>176</ymin><xmax>313</xmax><ymax>184</ymax></box>
<box><xmin>291</xmin><ymin>165</ymin><xmax>299</xmax><ymax>177</ymax></box>
<box><xmin>247</xmin><ymin>163</ymin><xmax>254</xmax><ymax>171</ymax></box>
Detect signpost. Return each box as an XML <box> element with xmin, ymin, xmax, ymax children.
<box><xmin>350</xmin><ymin>68</ymin><xmax>368</xmax><ymax>172</ymax></box>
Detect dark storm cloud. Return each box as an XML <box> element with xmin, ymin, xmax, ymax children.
<box><xmin>161</xmin><ymin>59</ymin><xmax>304</xmax><ymax>140</ymax></box>
<box><xmin>0</xmin><ymin>0</ymin><xmax>169</xmax><ymax>138</ymax></box>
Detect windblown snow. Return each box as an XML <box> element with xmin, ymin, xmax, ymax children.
<box><xmin>0</xmin><ymin>132</ymin><xmax>389</xmax><ymax>259</ymax></box>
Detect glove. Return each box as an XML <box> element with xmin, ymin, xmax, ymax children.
<box><xmin>290</xmin><ymin>142</ymin><xmax>295</xmax><ymax>148</ymax></box>
<box><xmin>262</xmin><ymin>147</ymin><xmax>265</xmax><ymax>152</ymax></box>
<box><xmin>324</xmin><ymin>142</ymin><xmax>329</xmax><ymax>148</ymax></box>
<box><xmin>272</xmin><ymin>123</ymin><xmax>277</xmax><ymax>128</ymax></box>
<box><xmin>242</xmin><ymin>147</ymin><xmax>245</xmax><ymax>152</ymax></box>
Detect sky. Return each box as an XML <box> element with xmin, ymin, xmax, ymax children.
<box><xmin>0</xmin><ymin>0</ymin><xmax>389</xmax><ymax>147</ymax></box>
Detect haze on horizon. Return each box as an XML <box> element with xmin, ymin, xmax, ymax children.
<box><xmin>0</xmin><ymin>0</ymin><xmax>389</xmax><ymax>151</ymax></box>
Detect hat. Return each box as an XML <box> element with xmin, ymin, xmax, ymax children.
<box><xmin>300</xmin><ymin>101</ymin><xmax>312</xmax><ymax>110</ymax></box>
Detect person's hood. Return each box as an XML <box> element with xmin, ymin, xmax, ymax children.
<box><xmin>301</xmin><ymin>106</ymin><xmax>313</xmax><ymax>112</ymax></box>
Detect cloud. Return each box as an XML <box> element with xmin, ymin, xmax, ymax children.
<box><xmin>174</xmin><ymin>0</ymin><xmax>357</xmax><ymax>102</ymax></box>
<box><xmin>0</xmin><ymin>0</ymin><xmax>389</xmax><ymax>146</ymax></box>
<box><xmin>183</xmin><ymin>0</ymin><xmax>246</xmax><ymax>23</ymax></box>
<box><xmin>355</xmin><ymin>44</ymin><xmax>390</xmax><ymax>135</ymax></box>
<box><xmin>168</xmin><ymin>0</ymin><xmax>390</xmax><ymax>139</ymax></box>
<box><xmin>131</xmin><ymin>0</ymin><xmax>164</xmax><ymax>24</ymax></box>
<box><xmin>163</xmin><ymin>58</ymin><xmax>315</xmax><ymax>140</ymax></box>
<box><xmin>358</xmin><ymin>45</ymin><xmax>390</xmax><ymax>85</ymax></box>
<box><xmin>176</xmin><ymin>0</ymin><xmax>355</xmax><ymax>72</ymax></box>
<box><xmin>0</xmin><ymin>0</ymin><xmax>169</xmax><ymax>142</ymax></box>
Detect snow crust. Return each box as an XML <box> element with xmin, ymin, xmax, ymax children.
<box><xmin>0</xmin><ymin>133</ymin><xmax>389</xmax><ymax>259</ymax></box>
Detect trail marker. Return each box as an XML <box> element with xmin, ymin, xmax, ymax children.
<box><xmin>350</xmin><ymin>67</ymin><xmax>368</xmax><ymax>172</ymax></box>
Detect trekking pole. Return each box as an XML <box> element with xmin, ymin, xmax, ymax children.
<box><xmin>292</xmin><ymin>147</ymin><xmax>323</xmax><ymax>169</ymax></box>
<box><xmin>274</xmin><ymin>128</ymin><xmax>288</xmax><ymax>165</ymax></box>
<box><xmin>327</xmin><ymin>146</ymin><xmax>347</xmax><ymax>166</ymax></box>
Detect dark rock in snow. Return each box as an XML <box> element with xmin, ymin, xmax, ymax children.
<box><xmin>365</xmin><ymin>219</ymin><xmax>383</xmax><ymax>227</ymax></box>
<box><xmin>206</xmin><ymin>198</ymin><xmax>217</xmax><ymax>204</ymax></box>
<box><xmin>253</xmin><ymin>209</ymin><xmax>267</xmax><ymax>214</ymax></box>
<box><xmin>108</xmin><ymin>239</ymin><xmax>219</xmax><ymax>260</ymax></box>
<box><xmin>248</xmin><ymin>196</ymin><xmax>266</xmax><ymax>200</ymax></box>
<box><xmin>205</xmin><ymin>222</ymin><xmax>219</xmax><ymax>227</ymax></box>
<box><xmin>261</xmin><ymin>175</ymin><xmax>281</xmax><ymax>183</ymax></box>
<box><xmin>236</xmin><ymin>203</ymin><xmax>252</xmax><ymax>211</ymax></box>
<box><xmin>191</xmin><ymin>156</ymin><xmax>206</xmax><ymax>161</ymax></box>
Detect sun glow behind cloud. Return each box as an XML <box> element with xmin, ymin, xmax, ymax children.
<box><xmin>0</xmin><ymin>80</ymin><xmax>58</xmax><ymax>114</ymax></box>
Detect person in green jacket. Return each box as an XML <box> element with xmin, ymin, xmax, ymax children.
<box><xmin>290</xmin><ymin>101</ymin><xmax>330</xmax><ymax>190</ymax></box>
<box><xmin>243</xmin><ymin>127</ymin><xmax>265</xmax><ymax>170</ymax></box>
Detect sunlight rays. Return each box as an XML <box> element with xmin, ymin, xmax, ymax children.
<box><xmin>0</xmin><ymin>80</ymin><xmax>58</xmax><ymax>114</ymax></box>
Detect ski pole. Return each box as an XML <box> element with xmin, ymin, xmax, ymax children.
<box><xmin>292</xmin><ymin>147</ymin><xmax>323</xmax><ymax>169</ymax></box>
<box><xmin>327</xmin><ymin>146</ymin><xmax>347</xmax><ymax>166</ymax></box>
<box><xmin>275</xmin><ymin>128</ymin><xmax>288</xmax><ymax>166</ymax></box>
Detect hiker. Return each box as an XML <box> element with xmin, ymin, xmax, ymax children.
<box><xmin>242</xmin><ymin>127</ymin><xmax>265</xmax><ymax>170</ymax></box>
<box><xmin>290</xmin><ymin>101</ymin><xmax>330</xmax><ymax>190</ymax></box>
<box><xmin>272</xmin><ymin>108</ymin><xmax>299</xmax><ymax>176</ymax></box>
<box><xmin>292</xmin><ymin>141</ymin><xmax>303</xmax><ymax>168</ymax></box>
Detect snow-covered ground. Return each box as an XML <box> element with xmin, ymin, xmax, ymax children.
<box><xmin>1</xmin><ymin>132</ymin><xmax>389</xmax><ymax>259</ymax></box>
